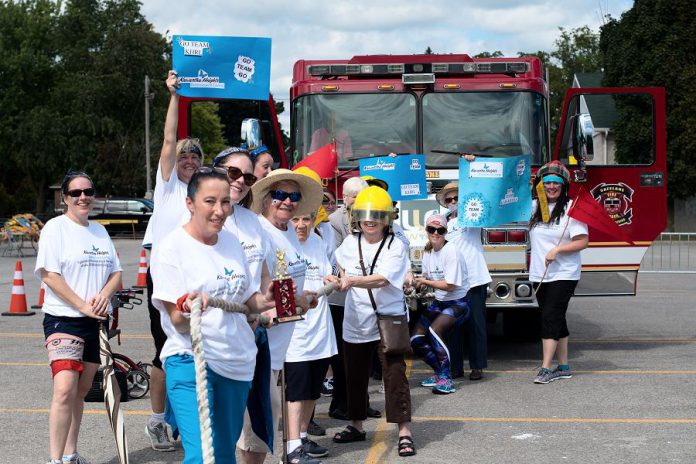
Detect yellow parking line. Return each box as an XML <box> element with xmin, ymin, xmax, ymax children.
<box><xmin>0</xmin><ymin>408</ymin><xmax>150</xmax><ymax>416</ymax></box>
<box><xmin>365</xmin><ymin>358</ymin><xmax>412</xmax><ymax>464</ymax></box>
<box><xmin>411</xmin><ymin>416</ymin><xmax>696</xmax><ymax>424</ymax></box>
<box><xmin>411</xmin><ymin>368</ymin><xmax>696</xmax><ymax>375</ymax></box>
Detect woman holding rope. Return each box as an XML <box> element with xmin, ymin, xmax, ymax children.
<box><xmin>151</xmin><ymin>167</ymin><xmax>275</xmax><ymax>464</ymax></box>
<box><xmin>529</xmin><ymin>161</ymin><xmax>588</xmax><ymax>384</ymax></box>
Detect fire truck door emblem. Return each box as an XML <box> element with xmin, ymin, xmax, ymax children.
<box><xmin>590</xmin><ymin>182</ymin><xmax>634</xmax><ymax>226</ymax></box>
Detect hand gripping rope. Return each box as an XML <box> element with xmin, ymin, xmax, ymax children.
<box><xmin>189</xmin><ymin>283</ymin><xmax>337</xmax><ymax>464</ymax></box>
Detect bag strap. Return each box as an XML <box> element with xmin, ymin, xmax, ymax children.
<box><xmin>357</xmin><ymin>233</ymin><xmax>387</xmax><ymax>314</ymax></box>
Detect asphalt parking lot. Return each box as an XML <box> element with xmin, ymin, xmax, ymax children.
<box><xmin>1</xmin><ymin>239</ymin><xmax>695</xmax><ymax>463</ymax></box>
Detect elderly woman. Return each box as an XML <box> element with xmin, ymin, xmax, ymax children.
<box><xmin>238</xmin><ymin>169</ymin><xmax>322</xmax><ymax>464</ymax></box>
<box><xmin>329</xmin><ymin>186</ymin><xmax>416</xmax><ymax>458</ymax></box>
<box><xmin>152</xmin><ymin>168</ymin><xmax>275</xmax><ymax>464</ymax></box>
<box><xmin>283</xmin><ymin>212</ymin><xmax>338</xmax><ymax>461</ymax></box>
<box><xmin>37</xmin><ymin>171</ymin><xmax>122</xmax><ymax>464</ymax></box>
<box><xmin>529</xmin><ymin>161</ymin><xmax>588</xmax><ymax>384</ymax></box>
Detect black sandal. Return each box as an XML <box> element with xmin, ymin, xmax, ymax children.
<box><xmin>398</xmin><ymin>436</ymin><xmax>416</xmax><ymax>457</ymax></box>
<box><xmin>333</xmin><ymin>425</ymin><xmax>367</xmax><ymax>443</ymax></box>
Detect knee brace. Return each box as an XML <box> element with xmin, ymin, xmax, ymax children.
<box><xmin>46</xmin><ymin>333</ymin><xmax>85</xmax><ymax>377</ymax></box>
<box><xmin>428</xmin><ymin>326</ymin><xmax>451</xmax><ymax>377</ymax></box>
<box><xmin>410</xmin><ymin>334</ymin><xmax>439</xmax><ymax>373</ymax></box>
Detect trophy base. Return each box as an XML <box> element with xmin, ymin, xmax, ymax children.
<box><xmin>274</xmin><ymin>314</ymin><xmax>304</xmax><ymax>324</ymax></box>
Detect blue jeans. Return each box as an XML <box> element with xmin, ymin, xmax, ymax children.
<box><xmin>447</xmin><ymin>284</ymin><xmax>488</xmax><ymax>371</ymax></box>
<box><xmin>165</xmin><ymin>354</ymin><xmax>251</xmax><ymax>464</ymax></box>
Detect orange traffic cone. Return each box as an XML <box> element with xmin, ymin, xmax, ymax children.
<box><xmin>31</xmin><ymin>282</ymin><xmax>45</xmax><ymax>309</ymax></box>
<box><xmin>3</xmin><ymin>261</ymin><xmax>35</xmax><ymax>316</ymax></box>
<box><xmin>135</xmin><ymin>249</ymin><xmax>148</xmax><ymax>288</ymax></box>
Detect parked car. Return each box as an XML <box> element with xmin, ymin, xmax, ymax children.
<box><xmin>88</xmin><ymin>197</ymin><xmax>153</xmax><ymax>235</ymax></box>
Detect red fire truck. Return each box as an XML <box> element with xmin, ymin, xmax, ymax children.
<box><xmin>287</xmin><ymin>54</ymin><xmax>667</xmax><ymax>336</ymax></box>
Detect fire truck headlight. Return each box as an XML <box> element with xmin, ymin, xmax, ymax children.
<box><xmin>494</xmin><ymin>283</ymin><xmax>511</xmax><ymax>300</ymax></box>
<box><xmin>515</xmin><ymin>283</ymin><xmax>532</xmax><ymax>298</ymax></box>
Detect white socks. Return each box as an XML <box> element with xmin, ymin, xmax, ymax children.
<box><xmin>287</xmin><ymin>438</ymin><xmax>302</xmax><ymax>454</ymax></box>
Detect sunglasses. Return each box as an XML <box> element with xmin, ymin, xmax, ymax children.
<box><xmin>444</xmin><ymin>195</ymin><xmax>458</xmax><ymax>204</ymax></box>
<box><xmin>66</xmin><ymin>188</ymin><xmax>95</xmax><ymax>198</ymax></box>
<box><xmin>195</xmin><ymin>166</ymin><xmax>228</xmax><ymax>175</ymax></box>
<box><xmin>225</xmin><ymin>166</ymin><xmax>257</xmax><ymax>187</ymax></box>
<box><xmin>426</xmin><ymin>225</ymin><xmax>447</xmax><ymax>235</ymax></box>
<box><xmin>270</xmin><ymin>190</ymin><xmax>302</xmax><ymax>202</ymax></box>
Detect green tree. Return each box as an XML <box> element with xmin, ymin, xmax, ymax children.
<box><xmin>191</xmin><ymin>102</ymin><xmax>228</xmax><ymax>157</ymax></box>
<box><xmin>600</xmin><ymin>0</ymin><xmax>696</xmax><ymax>199</ymax></box>
<box><xmin>474</xmin><ymin>51</ymin><xmax>503</xmax><ymax>58</ymax></box>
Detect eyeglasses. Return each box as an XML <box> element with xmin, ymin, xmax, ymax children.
<box><xmin>225</xmin><ymin>166</ymin><xmax>257</xmax><ymax>187</ymax></box>
<box><xmin>270</xmin><ymin>190</ymin><xmax>302</xmax><ymax>202</ymax></box>
<box><xmin>426</xmin><ymin>225</ymin><xmax>447</xmax><ymax>235</ymax></box>
<box><xmin>444</xmin><ymin>195</ymin><xmax>458</xmax><ymax>204</ymax></box>
<box><xmin>66</xmin><ymin>188</ymin><xmax>95</xmax><ymax>198</ymax></box>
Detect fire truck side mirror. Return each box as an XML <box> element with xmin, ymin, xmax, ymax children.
<box><xmin>241</xmin><ymin>118</ymin><xmax>262</xmax><ymax>151</ymax></box>
<box><xmin>573</xmin><ymin>113</ymin><xmax>595</xmax><ymax>162</ymax></box>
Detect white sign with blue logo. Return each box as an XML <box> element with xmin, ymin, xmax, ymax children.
<box><xmin>359</xmin><ymin>154</ymin><xmax>427</xmax><ymax>201</ymax></box>
<box><xmin>457</xmin><ymin>154</ymin><xmax>532</xmax><ymax>227</ymax></box>
<box><xmin>172</xmin><ymin>35</ymin><xmax>271</xmax><ymax>100</ymax></box>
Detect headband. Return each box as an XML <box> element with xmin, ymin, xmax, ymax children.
<box><xmin>212</xmin><ymin>146</ymin><xmax>250</xmax><ymax>166</ymax></box>
<box><xmin>249</xmin><ymin>145</ymin><xmax>269</xmax><ymax>161</ymax></box>
<box><xmin>542</xmin><ymin>175</ymin><xmax>565</xmax><ymax>184</ymax></box>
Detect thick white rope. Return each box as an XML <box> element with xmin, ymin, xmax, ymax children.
<box><xmin>189</xmin><ymin>284</ymin><xmax>336</xmax><ymax>463</ymax></box>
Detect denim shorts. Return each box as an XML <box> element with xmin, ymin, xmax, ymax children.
<box><xmin>43</xmin><ymin>313</ymin><xmax>101</xmax><ymax>364</ymax></box>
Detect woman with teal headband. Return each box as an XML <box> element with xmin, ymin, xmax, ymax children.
<box><xmin>528</xmin><ymin>160</ymin><xmax>589</xmax><ymax>384</ymax></box>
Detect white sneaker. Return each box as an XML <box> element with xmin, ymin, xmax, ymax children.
<box><xmin>145</xmin><ymin>422</ymin><xmax>176</xmax><ymax>451</ymax></box>
<box><xmin>62</xmin><ymin>453</ymin><xmax>91</xmax><ymax>464</ymax></box>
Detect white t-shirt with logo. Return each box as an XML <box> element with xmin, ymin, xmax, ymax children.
<box><xmin>529</xmin><ymin>200</ymin><xmax>588</xmax><ymax>282</ymax></box>
<box><xmin>36</xmin><ymin>215</ymin><xmax>122</xmax><ymax>318</ymax></box>
<box><xmin>335</xmin><ymin>234</ymin><xmax>409</xmax><ymax>344</ymax></box>
<box><xmin>152</xmin><ymin>227</ymin><xmax>257</xmax><ymax>381</ymax></box>
<box><xmin>224</xmin><ymin>206</ymin><xmax>272</xmax><ymax>292</ymax></box>
<box><xmin>285</xmin><ymin>232</ymin><xmax>338</xmax><ymax>362</ymax></box>
<box><xmin>422</xmin><ymin>241</ymin><xmax>470</xmax><ymax>301</ymax></box>
<box><xmin>316</xmin><ymin>221</ymin><xmax>336</xmax><ymax>265</ymax></box>
<box><xmin>446</xmin><ymin>221</ymin><xmax>492</xmax><ymax>288</ymax></box>
<box><xmin>260</xmin><ymin>215</ymin><xmax>308</xmax><ymax>370</ymax></box>
<box><xmin>143</xmin><ymin>164</ymin><xmax>190</xmax><ymax>251</ymax></box>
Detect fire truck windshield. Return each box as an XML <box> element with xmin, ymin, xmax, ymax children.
<box><xmin>291</xmin><ymin>93</ymin><xmax>417</xmax><ymax>167</ymax></box>
<box><xmin>291</xmin><ymin>90</ymin><xmax>547</xmax><ymax>169</ymax></box>
<box><xmin>423</xmin><ymin>91</ymin><xmax>548</xmax><ymax>167</ymax></box>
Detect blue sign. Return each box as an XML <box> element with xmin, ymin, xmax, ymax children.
<box><xmin>457</xmin><ymin>154</ymin><xmax>532</xmax><ymax>227</ymax></box>
<box><xmin>172</xmin><ymin>35</ymin><xmax>271</xmax><ymax>100</ymax></box>
<box><xmin>359</xmin><ymin>154</ymin><xmax>427</xmax><ymax>201</ymax></box>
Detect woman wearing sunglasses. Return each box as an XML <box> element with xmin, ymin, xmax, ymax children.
<box><xmin>411</xmin><ymin>214</ymin><xmax>470</xmax><ymax>395</ymax></box>
<box><xmin>36</xmin><ymin>171</ymin><xmax>122</xmax><ymax>464</ymax></box>
<box><xmin>437</xmin><ymin>180</ymin><xmax>491</xmax><ymax>382</ymax></box>
<box><xmin>241</xmin><ymin>169</ymin><xmax>322</xmax><ymax>464</ymax></box>
<box><xmin>151</xmin><ymin>167</ymin><xmax>275</xmax><ymax>464</ymax></box>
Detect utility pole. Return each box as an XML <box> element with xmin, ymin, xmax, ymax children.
<box><xmin>144</xmin><ymin>75</ymin><xmax>155</xmax><ymax>199</ymax></box>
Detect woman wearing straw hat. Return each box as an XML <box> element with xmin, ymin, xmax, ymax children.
<box><xmin>437</xmin><ymin>181</ymin><xmax>491</xmax><ymax>381</ymax></box>
<box><xmin>152</xmin><ymin>167</ymin><xmax>275</xmax><ymax>464</ymax></box>
<box><xmin>37</xmin><ymin>170</ymin><xmax>122</xmax><ymax>464</ymax></box>
<box><xmin>238</xmin><ymin>169</ymin><xmax>322</xmax><ymax>464</ymax></box>
<box><xmin>529</xmin><ymin>161</ymin><xmax>588</xmax><ymax>384</ymax></box>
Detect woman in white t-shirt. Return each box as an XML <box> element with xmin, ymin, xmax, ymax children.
<box><xmin>151</xmin><ymin>168</ymin><xmax>275</xmax><ymax>464</ymax></box>
<box><xmin>36</xmin><ymin>171</ymin><xmax>122</xmax><ymax>464</ymax></box>
<box><xmin>330</xmin><ymin>186</ymin><xmax>416</xmax><ymax>458</ymax></box>
<box><xmin>412</xmin><ymin>214</ymin><xmax>470</xmax><ymax>395</ymax></box>
<box><xmin>283</xmin><ymin>213</ymin><xmax>338</xmax><ymax>460</ymax></box>
<box><xmin>243</xmin><ymin>169</ymin><xmax>322</xmax><ymax>463</ymax></box>
<box><xmin>528</xmin><ymin>161</ymin><xmax>588</xmax><ymax>385</ymax></box>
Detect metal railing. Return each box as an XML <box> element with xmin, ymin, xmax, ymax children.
<box><xmin>641</xmin><ymin>233</ymin><xmax>696</xmax><ymax>273</ymax></box>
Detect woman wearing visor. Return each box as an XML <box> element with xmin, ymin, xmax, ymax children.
<box><xmin>329</xmin><ymin>186</ymin><xmax>416</xmax><ymax>458</ymax></box>
<box><xmin>529</xmin><ymin>161</ymin><xmax>588</xmax><ymax>384</ymax></box>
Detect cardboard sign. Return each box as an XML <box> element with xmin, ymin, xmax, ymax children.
<box><xmin>359</xmin><ymin>154</ymin><xmax>427</xmax><ymax>201</ymax></box>
<box><xmin>458</xmin><ymin>154</ymin><xmax>532</xmax><ymax>227</ymax></box>
<box><xmin>172</xmin><ymin>35</ymin><xmax>271</xmax><ymax>100</ymax></box>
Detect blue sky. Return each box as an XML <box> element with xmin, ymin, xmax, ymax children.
<box><xmin>141</xmin><ymin>0</ymin><xmax>634</xmax><ymax>127</ymax></box>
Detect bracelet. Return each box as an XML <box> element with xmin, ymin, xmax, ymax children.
<box><xmin>176</xmin><ymin>293</ymin><xmax>190</xmax><ymax>313</ymax></box>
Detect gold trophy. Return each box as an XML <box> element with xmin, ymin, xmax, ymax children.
<box><xmin>273</xmin><ymin>248</ymin><xmax>302</xmax><ymax>323</ymax></box>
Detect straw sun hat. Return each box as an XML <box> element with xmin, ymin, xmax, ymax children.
<box><xmin>250</xmin><ymin>168</ymin><xmax>323</xmax><ymax>217</ymax></box>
